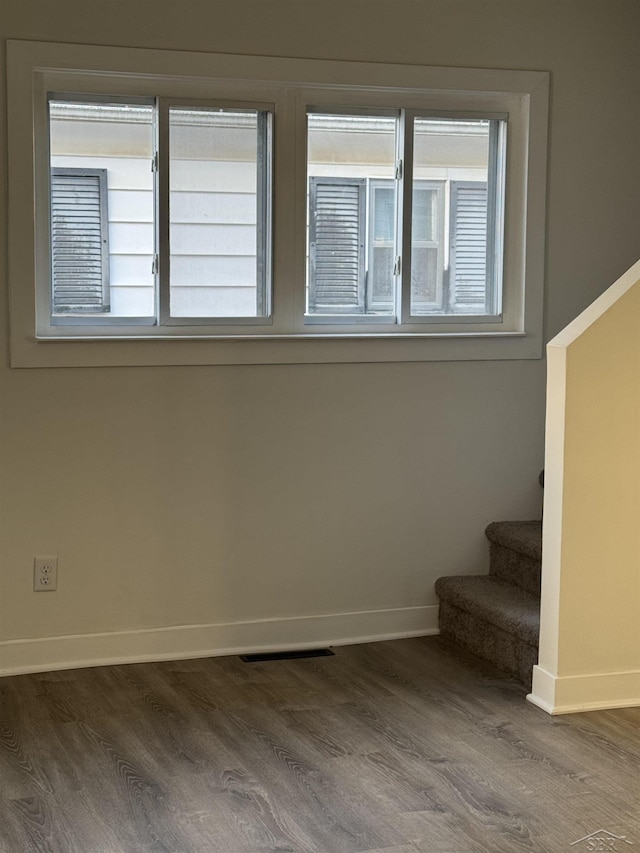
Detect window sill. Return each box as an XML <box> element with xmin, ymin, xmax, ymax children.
<box><xmin>12</xmin><ymin>329</ymin><xmax>541</xmax><ymax>368</ymax></box>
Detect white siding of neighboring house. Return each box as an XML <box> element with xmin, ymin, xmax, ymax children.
<box><xmin>169</xmin><ymin>158</ymin><xmax>259</xmax><ymax>317</ymax></box>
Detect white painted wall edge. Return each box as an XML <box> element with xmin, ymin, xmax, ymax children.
<box><xmin>0</xmin><ymin>605</ymin><xmax>438</xmax><ymax>677</ymax></box>
<box><xmin>527</xmin><ymin>664</ymin><xmax>640</xmax><ymax>714</ymax></box>
<box><xmin>547</xmin><ymin>257</ymin><xmax>640</xmax><ymax>349</ymax></box>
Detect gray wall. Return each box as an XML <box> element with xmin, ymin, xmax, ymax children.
<box><xmin>1</xmin><ymin>1</ymin><xmax>639</xmax><ymax>666</ymax></box>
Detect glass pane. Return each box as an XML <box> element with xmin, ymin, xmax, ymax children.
<box><xmin>367</xmin><ymin>184</ymin><xmax>396</xmax><ymax>311</ymax></box>
<box><xmin>412</xmin><ymin>188</ymin><xmax>437</xmax><ymax>243</ymax></box>
<box><xmin>410</xmin><ymin>187</ymin><xmax>440</xmax><ymax>307</ymax></box>
<box><xmin>411</xmin><ymin>246</ymin><xmax>439</xmax><ymax>304</ymax></box>
<box><xmin>370</xmin><ymin>245</ymin><xmax>395</xmax><ymax>306</ymax></box>
<box><xmin>412</xmin><ymin>117</ymin><xmax>495</xmax><ymax>316</ymax></box>
<box><xmin>307</xmin><ymin>113</ymin><xmax>397</xmax><ymax>316</ymax></box>
<box><xmin>373</xmin><ymin>187</ymin><xmax>395</xmax><ymax>241</ymax></box>
<box><xmin>49</xmin><ymin>100</ymin><xmax>155</xmax><ymax>318</ymax></box>
<box><xmin>169</xmin><ymin>108</ymin><xmax>269</xmax><ymax>318</ymax></box>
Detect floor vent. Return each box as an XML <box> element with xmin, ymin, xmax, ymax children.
<box><xmin>240</xmin><ymin>648</ymin><xmax>335</xmax><ymax>663</ymax></box>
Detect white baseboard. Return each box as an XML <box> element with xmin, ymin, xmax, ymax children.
<box><xmin>527</xmin><ymin>664</ymin><xmax>640</xmax><ymax>714</ymax></box>
<box><xmin>0</xmin><ymin>605</ymin><xmax>439</xmax><ymax>677</ymax></box>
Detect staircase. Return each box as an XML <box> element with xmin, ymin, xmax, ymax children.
<box><xmin>435</xmin><ymin>520</ymin><xmax>542</xmax><ymax>687</ymax></box>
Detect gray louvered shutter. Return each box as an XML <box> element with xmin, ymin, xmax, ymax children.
<box><xmin>309</xmin><ymin>178</ymin><xmax>365</xmax><ymax>314</ymax></box>
<box><xmin>449</xmin><ymin>181</ymin><xmax>488</xmax><ymax>312</ymax></box>
<box><xmin>51</xmin><ymin>168</ymin><xmax>110</xmax><ymax>314</ymax></box>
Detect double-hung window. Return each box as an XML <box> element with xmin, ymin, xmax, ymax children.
<box><xmin>6</xmin><ymin>40</ymin><xmax>549</xmax><ymax>367</ymax></box>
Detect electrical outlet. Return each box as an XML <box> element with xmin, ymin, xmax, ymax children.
<box><xmin>34</xmin><ymin>556</ymin><xmax>58</xmax><ymax>592</ymax></box>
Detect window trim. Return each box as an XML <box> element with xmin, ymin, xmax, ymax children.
<box><xmin>6</xmin><ymin>39</ymin><xmax>549</xmax><ymax>367</ymax></box>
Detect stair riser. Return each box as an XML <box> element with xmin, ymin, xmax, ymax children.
<box><xmin>439</xmin><ymin>601</ymin><xmax>538</xmax><ymax>687</ymax></box>
<box><xmin>490</xmin><ymin>542</ymin><xmax>541</xmax><ymax>596</ymax></box>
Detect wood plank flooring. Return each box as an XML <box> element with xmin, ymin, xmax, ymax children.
<box><xmin>0</xmin><ymin>636</ymin><xmax>638</xmax><ymax>852</ymax></box>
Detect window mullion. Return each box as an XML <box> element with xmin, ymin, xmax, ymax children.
<box><xmin>156</xmin><ymin>98</ymin><xmax>170</xmax><ymax>326</ymax></box>
<box><xmin>399</xmin><ymin>109</ymin><xmax>414</xmax><ymax>324</ymax></box>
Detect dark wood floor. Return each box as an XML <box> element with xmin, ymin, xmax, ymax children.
<box><xmin>0</xmin><ymin>636</ymin><xmax>638</xmax><ymax>853</ymax></box>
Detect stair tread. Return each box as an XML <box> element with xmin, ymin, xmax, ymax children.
<box><xmin>485</xmin><ymin>520</ymin><xmax>542</xmax><ymax>561</ymax></box>
<box><xmin>435</xmin><ymin>574</ymin><xmax>540</xmax><ymax>646</ymax></box>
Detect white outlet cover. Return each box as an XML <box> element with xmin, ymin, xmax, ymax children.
<box><xmin>34</xmin><ymin>556</ymin><xmax>58</xmax><ymax>591</ymax></box>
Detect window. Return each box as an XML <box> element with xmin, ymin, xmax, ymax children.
<box><xmin>306</xmin><ymin>112</ymin><xmax>504</xmax><ymax>324</ymax></box>
<box><xmin>167</xmin><ymin>106</ymin><xmax>271</xmax><ymax>321</ymax></box>
<box><xmin>47</xmin><ymin>97</ymin><xmax>272</xmax><ymax>326</ymax></box>
<box><xmin>6</xmin><ymin>40</ymin><xmax>549</xmax><ymax>366</ymax></box>
<box><xmin>410</xmin><ymin>181</ymin><xmax>444</xmax><ymax>312</ymax></box>
<box><xmin>369</xmin><ymin>181</ymin><xmax>397</xmax><ymax>312</ymax></box>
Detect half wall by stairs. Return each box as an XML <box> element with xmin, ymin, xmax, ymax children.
<box><xmin>435</xmin><ymin>520</ymin><xmax>542</xmax><ymax>687</ymax></box>
<box><xmin>438</xmin><ymin>258</ymin><xmax>640</xmax><ymax>711</ymax></box>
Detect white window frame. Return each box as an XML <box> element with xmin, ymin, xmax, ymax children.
<box><xmin>6</xmin><ymin>40</ymin><xmax>549</xmax><ymax>368</ymax></box>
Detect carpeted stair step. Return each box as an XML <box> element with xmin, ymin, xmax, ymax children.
<box><xmin>434</xmin><ymin>574</ymin><xmax>540</xmax><ymax>686</ymax></box>
<box><xmin>485</xmin><ymin>520</ymin><xmax>542</xmax><ymax>595</ymax></box>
